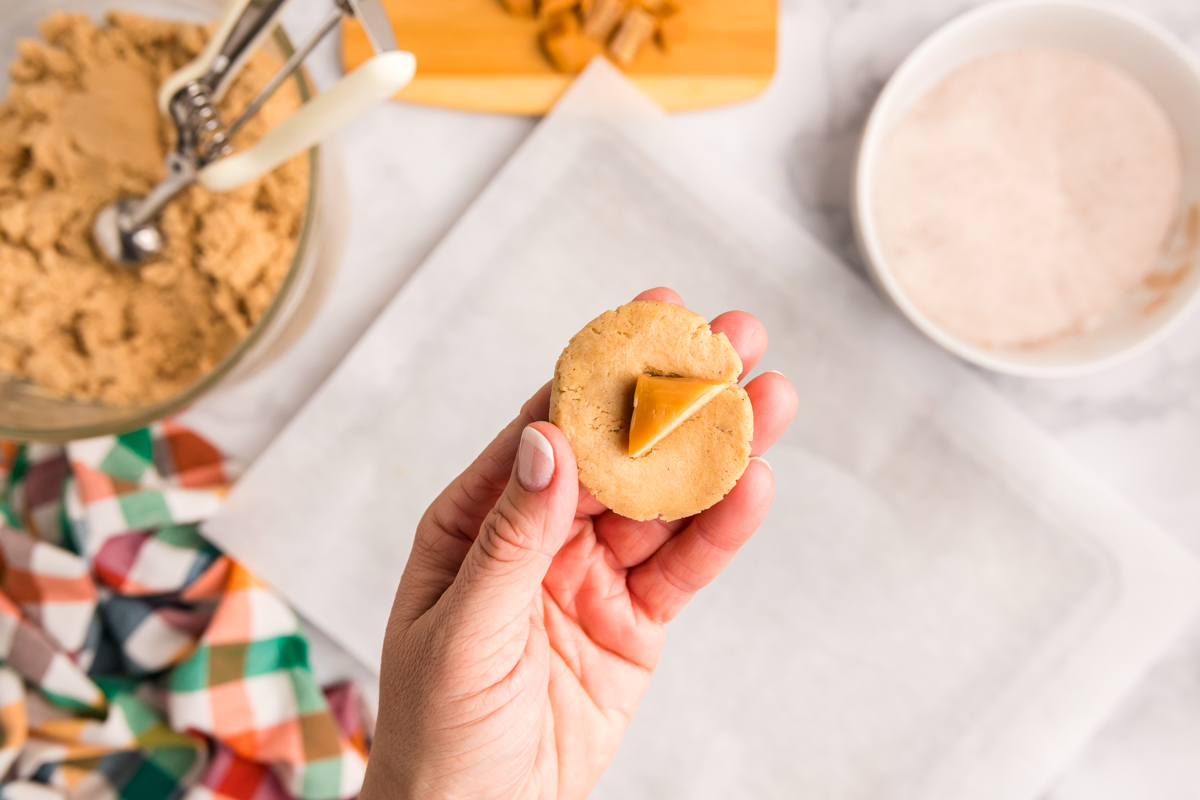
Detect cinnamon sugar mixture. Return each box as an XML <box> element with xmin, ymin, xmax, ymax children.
<box><xmin>0</xmin><ymin>12</ymin><xmax>308</xmax><ymax>405</ymax></box>
<box><xmin>876</xmin><ymin>50</ymin><xmax>1183</xmax><ymax>349</ymax></box>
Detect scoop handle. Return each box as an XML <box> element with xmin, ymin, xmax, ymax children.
<box><xmin>158</xmin><ymin>0</ymin><xmax>290</xmax><ymax>111</ymax></box>
<box><xmin>197</xmin><ymin>51</ymin><xmax>416</xmax><ymax>192</ymax></box>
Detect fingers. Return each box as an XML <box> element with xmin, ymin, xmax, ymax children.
<box><xmin>625</xmin><ymin>458</ymin><xmax>774</xmax><ymax>623</ymax></box>
<box><xmin>634</xmin><ymin>287</ymin><xmax>684</xmax><ymax>305</ymax></box>
<box><xmin>577</xmin><ymin>484</ymin><xmax>608</xmax><ymax>517</ymax></box>
<box><xmin>594</xmin><ymin>372</ymin><xmax>795</xmax><ymax>567</ymax></box>
<box><xmin>633</xmin><ymin>290</ymin><xmax>792</xmax><ymax>461</ymax></box>
<box><xmin>594</xmin><ymin>512</ymin><xmax>687</xmax><ymax>570</ymax></box>
<box><xmin>710</xmin><ymin>311</ymin><xmax>768</xmax><ymax>379</ymax></box>
<box><xmin>632</xmin><ymin>289</ymin><xmax>768</xmax><ymax>379</ymax></box>
<box><xmin>449</xmin><ymin>422</ymin><xmax>580</xmax><ymax>628</ymax></box>
<box><xmin>744</xmin><ymin>371</ymin><xmax>798</xmax><ymax>457</ymax></box>
<box><xmin>391</xmin><ymin>383</ymin><xmax>551</xmax><ymax>626</ymax></box>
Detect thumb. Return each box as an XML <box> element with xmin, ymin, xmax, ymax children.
<box><xmin>451</xmin><ymin>422</ymin><xmax>578</xmax><ymax>623</ymax></box>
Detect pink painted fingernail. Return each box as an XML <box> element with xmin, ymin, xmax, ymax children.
<box><xmin>518</xmin><ymin>426</ymin><xmax>555</xmax><ymax>493</ymax></box>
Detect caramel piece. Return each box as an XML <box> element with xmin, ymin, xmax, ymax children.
<box><xmin>636</xmin><ymin>0</ymin><xmax>684</xmax><ymax>50</ymax></box>
<box><xmin>500</xmin><ymin>0</ymin><xmax>688</xmax><ymax>69</ymax></box>
<box><xmin>540</xmin><ymin>11</ymin><xmax>603</xmax><ymax>72</ymax></box>
<box><xmin>538</xmin><ymin>0</ymin><xmax>578</xmax><ymax>20</ymax></box>
<box><xmin>501</xmin><ymin>0</ymin><xmax>536</xmax><ymax>17</ymax></box>
<box><xmin>635</xmin><ymin>0</ymin><xmax>674</xmax><ymax>12</ymax></box>
<box><xmin>582</xmin><ymin>0</ymin><xmax>626</xmax><ymax>41</ymax></box>
<box><xmin>609</xmin><ymin>7</ymin><xmax>656</xmax><ymax>65</ymax></box>
<box><xmin>628</xmin><ymin>375</ymin><xmax>727</xmax><ymax>458</ymax></box>
<box><xmin>655</xmin><ymin>6</ymin><xmax>685</xmax><ymax>53</ymax></box>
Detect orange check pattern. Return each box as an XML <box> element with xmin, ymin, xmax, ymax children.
<box><xmin>170</xmin><ymin>565</ymin><xmax>366</xmax><ymax>799</ymax></box>
<box><xmin>0</xmin><ymin>425</ymin><xmax>371</xmax><ymax>800</ymax></box>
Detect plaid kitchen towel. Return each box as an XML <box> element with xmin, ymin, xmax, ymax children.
<box><xmin>187</xmin><ymin>743</ymin><xmax>292</xmax><ymax>800</ymax></box>
<box><xmin>19</xmin><ymin>682</ymin><xmax>206</xmax><ymax>799</ymax></box>
<box><xmin>92</xmin><ymin>525</ymin><xmax>225</xmax><ymax>599</ymax></box>
<box><xmin>0</xmin><ymin>588</ymin><xmax>105</xmax><ymax>715</ymax></box>
<box><xmin>170</xmin><ymin>564</ymin><xmax>367</xmax><ymax>800</ymax></box>
<box><xmin>0</xmin><ymin>667</ymin><xmax>27</xmax><ymax>777</ymax></box>
<box><xmin>0</xmin><ymin>425</ymin><xmax>371</xmax><ymax>800</ymax></box>
<box><xmin>0</xmin><ymin>527</ymin><xmax>96</xmax><ymax>657</ymax></box>
<box><xmin>0</xmin><ymin>446</ymin><xmax>69</xmax><ymax>551</ymax></box>
<box><xmin>0</xmin><ymin>780</ymin><xmax>61</xmax><ymax>800</ymax></box>
<box><xmin>184</xmin><ymin>683</ymin><xmax>374</xmax><ymax>800</ymax></box>
<box><xmin>319</xmin><ymin>686</ymin><xmax>369</xmax><ymax>761</ymax></box>
<box><xmin>67</xmin><ymin>423</ymin><xmax>234</xmax><ymax>561</ymax></box>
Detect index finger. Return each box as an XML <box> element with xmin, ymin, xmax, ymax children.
<box><xmin>634</xmin><ymin>287</ymin><xmax>684</xmax><ymax>305</ymax></box>
<box><xmin>625</xmin><ymin>458</ymin><xmax>774</xmax><ymax>623</ymax></box>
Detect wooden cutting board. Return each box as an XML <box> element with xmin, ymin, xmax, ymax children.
<box><xmin>342</xmin><ymin>0</ymin><xmax>777</xmax><ymax>115</ymax></box>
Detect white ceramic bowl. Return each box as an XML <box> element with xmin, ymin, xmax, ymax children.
<box><xmin>853</xmin><ymin>0</ymin><xmax>1200</xmax><ymax>377</ymax></box>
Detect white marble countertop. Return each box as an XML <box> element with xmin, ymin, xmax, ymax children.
<box><xmin>184</xmin><ymin>1</ymin><xmax>1200</xmax><ymax>797</ymax></box>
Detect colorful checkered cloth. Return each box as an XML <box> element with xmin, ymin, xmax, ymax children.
<box><xmin>0</xmin><ymin>424</ymin><xmax>370</xmax><ymax>800</ymax></box>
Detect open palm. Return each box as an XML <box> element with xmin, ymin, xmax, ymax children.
<box><xmin>362</xmin><ymin>288</ymin><xmax>798</xmax><ymax>800</ymax></box>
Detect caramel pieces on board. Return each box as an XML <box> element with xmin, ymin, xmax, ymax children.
<box><xmin>628</xmin><ymin>375</ymin><xmax>726</xmax><ymax>458</ymax></box>
<box><xmin>501</xmin><ymin>0</ymin><xmax>685</xmax><ymax>71</ymax></box>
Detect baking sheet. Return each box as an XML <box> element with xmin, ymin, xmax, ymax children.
<box><xmin>203</xmin><ymin>61</ymin><xmax>1200</xmax><ymax>800</ymax></box>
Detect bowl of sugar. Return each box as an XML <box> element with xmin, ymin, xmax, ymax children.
<box><xmin>853</xmin><ymin>0</ymin><xmax>1200</xmax><ymax>377</ymax></box>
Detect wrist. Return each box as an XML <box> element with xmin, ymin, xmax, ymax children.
<box><xmin>360</xmin><ymin>741</ymin><xmax>415</xmax><ymax>800</ymax></box>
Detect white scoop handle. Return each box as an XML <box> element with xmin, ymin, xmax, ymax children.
<box><xmin>197</xmin><ymin>51</ymin><xmax>415</xmax><ymax>192</ymax></box>
<box><xmin>159</xmin><ymin>0</ymin><xmax>284</xmax><ymax>111</ymax></box>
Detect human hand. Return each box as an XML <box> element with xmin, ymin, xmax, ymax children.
<box><xmin>360</xmin><ymin>288</ymin><xmax>799</xmax><ymax>800</ymax></box>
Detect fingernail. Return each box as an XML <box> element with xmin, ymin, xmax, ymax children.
<box><xmin>766</xmin><ymin>370</ymin><xmax>786</xmax><ymax>378</ymax></box>
<box><xmin>751</xmin><ymin>456</ymin><xmax>773</xmax><ymax>473</ymax></box>
<box><xmin>518</xmin><ymin>426</ymin><xmax>555</xmax><ymax>493</ymax></box>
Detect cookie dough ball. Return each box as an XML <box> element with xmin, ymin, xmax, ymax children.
<box><xmin>550</xmin><ymin>301</ymin><xmax>754</xmax><ymax>521</ymax></box>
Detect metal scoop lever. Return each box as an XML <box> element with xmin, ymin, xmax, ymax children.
<box><xmin>93</xmin><ymin>0</ymin><xmax>413</xmax><ymax>267</ymax></box>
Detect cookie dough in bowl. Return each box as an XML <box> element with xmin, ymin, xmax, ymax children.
<box><xmin>0</xmin><ymin>3</ymin><xmax>328</xmax><ymax>441</ymax></box>
<box><xmin>550</xmin><ymin>301</ymin><xmax>754</xmax><ymax>522</ymax></box>
<box><xmin>0</xmin><ymin>12</ymin><xmax>307</xmax><ymax>407</ymax></box>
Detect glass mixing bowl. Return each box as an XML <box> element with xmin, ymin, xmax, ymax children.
<box><xmin>0</xmin><ymin>0</ymin><xmax>334</xmax><ymax>441</ymax></box>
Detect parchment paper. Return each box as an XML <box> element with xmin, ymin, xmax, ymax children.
<box><xmin>203</xmin><ymin>61</ymin><xmax>1200</xmax><ymax>800</ymax></box>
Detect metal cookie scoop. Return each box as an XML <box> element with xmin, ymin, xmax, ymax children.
<box><xmin>93</xmin><ymin>0</ymin><xmax>414</xmax><ymax>267</ymax></box>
